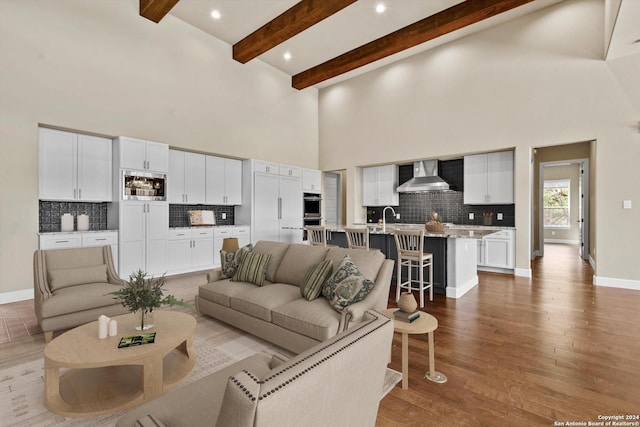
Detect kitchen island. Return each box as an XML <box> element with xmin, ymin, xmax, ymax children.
<box><xmin>326</xmin><ymin>224</ymin><xmax>502</xmax><ymax>299</ymax></box>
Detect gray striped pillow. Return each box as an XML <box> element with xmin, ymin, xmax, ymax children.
<box><xmin>232</xmin><ymin>252</ymin><xmax>272</xmax><ymax>286</ymax></box>
<box><xmin>300</xmin><ymin>260</ymin><xmax>333</xmax><ymax>301</ymax></box>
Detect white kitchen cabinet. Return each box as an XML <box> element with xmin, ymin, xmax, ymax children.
<box><xmin>302</xmin><ymin>168</ymin><xmax>322</xmax><ymax>194</ymax></box>
<box><xmin>169</xmin><ymin>150</ymin><xmax>206</xmax><ymax>204</ymax></box>
<box><xmin>119</xmin><ymin>201</ymin><xmax>168</xmax><ymax>277</ymax></box>
<box><xmin>116</xmin><ymin>136</ymin><xmax>168</xmax><ymax>172</ymax></box>
<box><xmin>39</xmin><ymin>128</ymin><xmax>112</xmax><ymax>202</ymax></box>
<box><xmin>235</xmin><ymin>160</ymin><xmax>302</xmax><ymax>244</ymax></box>
<box><xmin>39</xmin><ymin>231</ymin><xmax>118</xmax><ymax>273</ymax></box>
<box><xmin>464</xmin><ymin>151</ymin><xmax>514</xmax><ymax>204</ymax></box>
<box><xmin>362</xmin><ymin>164</ymin><xmax>398</xmax><ymax>206</ymax></box>
<box><xmin>213</xmin><ymin>226</ymin><xmax>251</xmax><ymax>267</ymax></box>
<box><xmin>205</xmin><ymin>156</ymin><xmax>243</xmax><ymax>205</ymax></box>
<box><xmin>253</xmin><ymin>160</ymin><xmax>279</xmax><ymax>175</ymax></box>
<box><xmin>39</xmin><ymin>234</ymin><xmax>83</xmax><ymax>250</ymax></box>
<box><xmin>477</xmin><ymin>229</ymin><xmax>514</xmax><ymax>270</ymax></box>
<box><xmin>168</xmin><ymin>227</ymin><xmax>214</xmax><ymax>273</ymax></box>
<box><xmin>82</xmin><ymin>232</ymin><xmax>119</xmax><ymax>273</ymax></box>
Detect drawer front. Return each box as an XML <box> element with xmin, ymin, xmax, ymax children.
<box><xmin>82</xmin><ymin>232</ymin><xmax>118</xmax><ymax>247</ymax></box>
<box><xmin>231</xmin><ymin>226</ymin><xmax>250</xmax><ymax>236</ymax></box>
<box><xmin>192</xmin><ymin>227</ymin><xmax>214</xmax><ymax>238</ymax></box>
<box><xmin>169</xmin><ymin>229</ymin><xmax>191</xmax><ymax>240</ymax></box>
<box><xmin>214</xmin><ymin>228</ymin><xmax>233</xmax><ymax>238</ymax></box>
<box><xmin>39</xmin><ymin>234</ymin><xmax>82</xmax><ymax>250</ymax></box>
<box><xmin>485</xmin><ymin>230</ymin><xmax>513</xmax><ymax>240</ymax></box>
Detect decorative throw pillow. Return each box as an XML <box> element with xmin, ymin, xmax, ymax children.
<box><xmin>220</xmin><ymin>244</ymin><xmax>253</xmax><ymax>279</ymax></box>
<box><xmin>48</xmin><ymin>264</ymin><xmax>108</xmax><ymax>291</ymax></box>
<box><xmin>300</xmin><ymin>260</ymin><xmax>333</xmax><ymax>301</ymax></box>
<box><xmin>232</xmin><ymin>251</ymin><xmax>272</xmax><ymax>286</ymax></box>
<box><xmin>322</xmin><ymin>256</ymin><xmax>374</xmax><ymax>312</ymax></box>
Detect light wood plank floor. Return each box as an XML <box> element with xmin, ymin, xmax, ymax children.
<box><xmin>377</xmin><ymin>244</ymin><xmax>640</xmax><ymax>426</ymax></box>
<box><xmin>1</xmin><ymin>244</ymin><xmax>638</xmax><ymax>426</ymax></box>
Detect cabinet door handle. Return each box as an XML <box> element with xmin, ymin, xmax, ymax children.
<box><xmin>78</xmin><ymin>188</ymin><xmax>82</xmax><ymax>199</ymax></box>
<box><xmin>95</xmin><ymin>238</ymin><xmax>107</xmax><ymax>241</ymax></box>
<box><xmin>55</xmin><ymin>240</ymin><xmax>69</xmax><ymax>243</ymax></box>
<box><xmin>74</xmin><ymin>188</ymin><xmax>77</xmax><ymax>199</ymax></box>
<box><xmin>278</xmin><ymin>197</ymin><xmax>282</xmax><ymax>219</ymax></box>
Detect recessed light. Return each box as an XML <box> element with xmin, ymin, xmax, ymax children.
<box><xmin>375</xmin><ymin>3</ymin><xmax>386</xmax><ymax>14</ymax></box>
<box><xmin>283</xmin><ymin>51</ymin><xmax>292</xmax><ymax>61</ymax></box>
<box><xmin>210</xmin><ymin>10</ymin><xmax>221</xmax><ymax>19</ymax></box>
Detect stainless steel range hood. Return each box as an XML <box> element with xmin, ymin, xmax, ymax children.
<box><xmin>396</xmin><ymin>160</ymin><xmax>453</xmax><ymax>192</ymax></box>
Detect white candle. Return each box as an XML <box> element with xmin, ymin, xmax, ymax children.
<box><xmin>61</xmin><ymin>214</ymin><xmax>74</xmax><ymax>232</ymax></box>
<box><xmin>98</xmin><ymin>315</ymin><xmax>109</xmax><ymax>339</ymax></box>
<box><xmin>77</xmin><ymin>214</ymin><xmax>89</xmax><ymax>231</ymax></box>
<box><xmin>108</xmin><ymin>319</ymin><xmax>117</xmax><ymax>337</ymax></box>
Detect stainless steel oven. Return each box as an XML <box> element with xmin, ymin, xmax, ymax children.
<box><xmin>122</xmin><ymin>170</ymin><xmax>166</xmax><ymax>201</ymax></box>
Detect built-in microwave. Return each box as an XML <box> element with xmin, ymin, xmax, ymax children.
<box><xmin>122</xmin><ymin>170</ymin><xmax>166</xmax><ymax>201</ymax></box>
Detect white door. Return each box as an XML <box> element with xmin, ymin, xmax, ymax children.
<box><xmin>224</xmin><ymin>159</ymin><xmax>243</xmax><ymax>205</ymax></box>
<box><xmin>184</xmin><ymin>152</ymin><xmax>206</xmax><ymax>204</ymax></box>
<box><xmin>168</xmin><ymin>238</ymin><xmax>191</xmax><ymax>272</ymax></box>
<box><xmin>487</xmin><ymin>151</ymin><xmax>514</xmax><ymax>204</ymax></box>
<box><xmin>279</xmin><ymin>175</ymin><xmax>302</xmax><ymax>243</ymax></box>
<box><xmin>463</xmin><ymin>154</ymin><xmax>487</xmax><ymax>204</ymax></box>
<box><xmin>39</xmin><ymin>128</ymin><xmax>76</xmax><ymax>200</ymax></box>
<box><xmin>579</xmin><ymin>160</ymin><xmax>589</xmax><ymax>259</ymax></box>
<box><xmin>362</xmin><ymin>167</ymin><xmax>378</xmax><ymax>206</ymax></box>
<box><xmin>253</xmin><ymin>173</ymin><xmax>280</xmax><ymax>243</ymax></box>
<box><xmin>77</xmin><ymin>134</ymin><xmax>112</xmax><ymax>201</ymax></box>
<box><xmin>168</xmin><ymin>150</ymin><xmax>185</xmax><ymax>203</ymax></box>
<box><xmin>120</xmin><ymin>202</ymin><xmax>146</xmax><ymax>277</ymax></box>
<box><xmin>119</xmin><ymin>137</ymin><xmax>147</xmax><ymax>170</ymax></box>
<box><xmin>376</xmin><ymin>165</ymin><xmax>398</xmax><ymax>206</ymax></box>
<box><xmin>205</xmin><ymin>155</ymin><xmax>225</xmax><ymax>204</ymax></box>
<box><xmin>146</xmin><ymin>202</ymin><xmax>168</xmax><ymax>276</ymax></box>
<box><xmin>484</xmin><ymin>238</ymin><xmax>511</xmax><ymax>269</ymax></box>
<box><xmin>145</xmin><ymin>141</ymin><xmax>169</xmax><ymax>172</ymax></box>
<box><xmin>192</xmin><ymin>236</ymin><xmax>214</xmax><ymax>268</ymax></box>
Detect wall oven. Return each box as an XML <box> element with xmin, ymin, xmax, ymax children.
<box><xmin>122</xmin><ymin>170</ymin><xmax>166</xmax><ymax>201</ymax></box>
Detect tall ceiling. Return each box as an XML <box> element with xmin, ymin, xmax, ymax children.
<box><xmin>148</xmin><ymin>0</ymin><xmax>639</xmax><ymax>89</ymax></box>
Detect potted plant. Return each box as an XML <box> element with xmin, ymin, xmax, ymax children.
<box><xmin>110</xmin><ymin>269</ymin><xmax>189</xmax><ymax>330</ymax></box>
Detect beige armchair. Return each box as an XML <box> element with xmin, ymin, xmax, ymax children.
<box><xmin>33</xmin><ymin>246</ymin><xmax>129</xmax><ymax>342</ymax></box>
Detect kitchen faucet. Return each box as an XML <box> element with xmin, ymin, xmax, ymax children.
<box><xmin>382</xmin><ymin>206</ymin><xmax>396</xmax><ymax>233</ymax></box>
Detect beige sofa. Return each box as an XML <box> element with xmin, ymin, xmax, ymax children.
<box><xmin>116</xmin><ymin>310</ymin><xmax>394</xmax><ymax>427</ymax></box>
<box><xmin>196</xmin><ymin>241</ymin><xmax>394</xmax><ymax>353</ymax></box>
<box><xmin>33</xmin><ymin>246</ymin><xmax>129</xmax><ymax>342</ymax></box>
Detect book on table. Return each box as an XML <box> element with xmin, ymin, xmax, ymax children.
<box><xmin>394</xmin><ymin>309</ymin><xmax>420</xmax><ymax>322</ymax></box>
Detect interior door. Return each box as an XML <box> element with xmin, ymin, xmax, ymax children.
<box><xmin>579</xmin><ymin>160</ymin><xmax>589</xmax><ymax>260</ymax></box>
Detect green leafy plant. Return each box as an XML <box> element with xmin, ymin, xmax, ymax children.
<box><xmin>109</xmin><ymin>269</ymin><xmax>190</xmax><ymax>329</ymax></box>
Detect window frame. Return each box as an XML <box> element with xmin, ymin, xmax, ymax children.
<box><xmin>543</xmin><ymin>179</ymin><xmax>571</xmax><ymax>229</ymax></box>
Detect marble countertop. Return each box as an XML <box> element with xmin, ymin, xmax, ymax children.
<box><xmin>169</xmin><ymin>224</ymin><xmax>250</xmax><ymax>230</ymax></box>
<box><xmin>39</xmin><ymin>230</ymin><xmax>118</xmax><ymax>235</ymax></box>
<box><xmin>326</xmin><ymin>223</ymin><xmax>513</xmax><ymax>239</ymax></box>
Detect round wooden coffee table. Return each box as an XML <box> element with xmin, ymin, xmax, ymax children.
<box><xmin>382</xmin><ymin>308</ymin><xmax>447</xmax><ymax>389</ymax></box>
<box><xmin>44</xmin><ymin>310</ymin><xmax>196</xmax><ymax>417</ymax></box>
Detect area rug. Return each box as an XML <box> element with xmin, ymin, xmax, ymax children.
<box><xmin>0</xmin><ymin>318</ymin><xmax>401</xmax><ymax>426</ymax></box>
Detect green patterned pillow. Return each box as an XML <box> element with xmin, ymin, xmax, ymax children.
<box><xmin>300</xmin><ymin>260</ymin><xmax>333</xmax><ymax>301</ymax></box>
<box><xmin>232</xmin><ymin>251</ymin><xmax>272</xmax><ymax>286</ymax></box>
<box><xmin>220</xmin><ymin>244</ymin><xmax>253</xmax><ymax>279</ymax></box>
<box><xmin>322</xmin><ymin>256</ymin><xmax>375</xmax><ymax>312</ymax></box>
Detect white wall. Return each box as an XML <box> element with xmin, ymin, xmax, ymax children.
<box><xmin>0</xmin><ymin>0</ymin><xmax>318</xmax><ymax>296</ymax></box>
<box><xmin>319</xmin><ymin>0</ymin><xmax>640</xmax><ymax>282</ymax></box>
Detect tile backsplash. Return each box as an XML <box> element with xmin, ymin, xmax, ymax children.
<box><xmin>169</xmin><ymin>204</ymin><xmax>235</xmax><ymax>228</ymax></box>
<box><xmin>370</xmin><ymin>159</ymin><xmax>515</xmax><ymax>227</ymax></box>
<box><xmin>39</xmin><ymin>201</ymin><xmax>108</xmax><ymax>232</ymax></box>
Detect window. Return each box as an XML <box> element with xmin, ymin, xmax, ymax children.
<box><xmin>544</xmin><ymin>179</ymin><xmax>570</xmax><ymax>228</ymax></box>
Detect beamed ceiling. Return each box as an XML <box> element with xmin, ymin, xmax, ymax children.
<box><xmin>140</xmin><ymin>0</ymin><xmax>640</xmax><ymax>90</ymax></box>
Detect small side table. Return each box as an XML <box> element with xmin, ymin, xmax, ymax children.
<box><xmin>382</xmin><ymin>309</ymin><xmax>448</xmax><ymax>389</ymax></box>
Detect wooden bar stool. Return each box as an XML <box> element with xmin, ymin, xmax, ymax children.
<box><xmin>344</xmin><ymin>227</ymin><xmax>370</xmax><ymax>250</ymax></box>
<box><xmin>393</xmin><ymin>228</ymin><xmax>433</xmax><ymax>307</ymax></box>
<box><xmin>306</xmin><ymin>225</ymin><xmax>329</xmax><ymax>246</ymax></box>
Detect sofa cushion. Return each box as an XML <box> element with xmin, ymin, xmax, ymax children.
<box><xmin>230</xmin><ymin>283</ymin><xmax>302</xmax><ymax>322</ymax></box>
<box><xmin>324</xmin><ymin>248</ymin><xmax>385</xmax><ymax>281</ymax></box>
<box><xmin>221</xmin><ymin>244</ymin><xmax>253</xmax><ymax>279</ymax></box>
<box><xmin>253</xmin><ymin>241</ymin><xmax>290</xmax><ymax>283</ymax></box>
<box><xmin>41</xmin><ymin>282</ymin><xmax>123</xmax><ymax>318</ymax></box>
<box><xmin>44</xmin><ymin>246</ymin><xmax>105</xmax><ymax>271</ymax></box>
<box><xmin>271</xmin><ymin>298</ymin><xmax>341</xmax><ymax>341</ymax></box>
<box><xmin>322</xmin><ymin>256</ymin><xmax>375</xmax><ymax>312</ymax></box>
<box><xmin>48</xmin><ymin>264</ymin><xmax>108</xmax><ymax>291</ymax></box>
<box><xmin>273</xmin><ymin>244</ymin><xmax>329</xmax><ymax>287</ymax></box>
<box><xmin>232</xmin><ymin>252</ymin><xmax>271</xmax><ymax>286</ymax></box>
<box><xmin>300</xmin><ymin>260</ymin><xmax>333</xmax><ymax>301</ymax></box>
<box><xmin>199</xmin><ymin>279</ymin><xmax>259</xmax><ymax>308</ymax></box>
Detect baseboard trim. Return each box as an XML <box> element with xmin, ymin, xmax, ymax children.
<box><xmin>515</xmin><ymin>268</ymin><xmax>532</xmax><ymax>278</ymax></box>
<box><xmin>589</xmin><ymin>254</ymin><xmax>596</xmax><ymax>271</ymax></box>
<box><xmin>544</xmin><ymin>239</ymin><xmax>580</xmax><ymax>244</ymax></box>
<box><xmin>593</xmin><ymin>276</ymin><xmax>640</xmax><ymax>291</ymax></box>
<box><xmin>0</xmin><ymin>289</ymin><xmax>34</xmax><ymax>304</ymax></box>
<box><xmin>446</xmin><ymin>275</ymin><xmax>478</xmax><ymax>299</ymax></box>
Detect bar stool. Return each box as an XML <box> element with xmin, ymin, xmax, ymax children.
<box><xmin>344</xmin><ymin>227</ymin><xmax>370</xmax><ymax>250</ymax></box>
<box><xmin>306</xmin><ymin>226</ymin><xmax>328</xmax><ymax>246</ymax></box>
<box><xmin>393</xmin><ymin>228</ymin><xmax>433</xmax><ymax>307</ymax></box>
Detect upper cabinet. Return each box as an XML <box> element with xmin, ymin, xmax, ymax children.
<box><xmin>302</xmin><ymin>168</ymin><xmax>322</xmax><ymax>194</ymax></box>
<box><xmin>463</xmin><ymin>151</ymin><xmax>514</xmax><ymax>205</ymax></box>
<box><xmin>205</xmin><ymin>155</ymin><xmax>243</xmax><ymax>205</ymax></box>
<box><xmin>39</xmin><ymin>128</ymin><xmax>112</xmax><ymax>202</ymax></box>
<box><xmin>169</xmin><ymin>150</ymin><xmax>206</xmax><ymax>204</ymax></box>
<box><xmin>116</xmin><ymin>136</ymin><xmax>168</xmax><ymax>172</ymax></box>
<box><xmin>362</xmin><ymin>164</ymin><xmax>399</xmax><ymax>206</ymax></box>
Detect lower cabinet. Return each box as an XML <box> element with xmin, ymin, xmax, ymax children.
<box><xmin>168</xmin><ymin>228</ymin><xmax>214</xmax><ymax>274</ymax></box>
<box><xmin>477</xmin><ymin>229</ymin><xmax>514</xmax><ymax>270</ymax></box>
<box><xmin>39</xmin><ymin>231</ymin><xmax>119</xmax><ymax>273</ymax></box>
<box><xmin>213</xmin><ymin>226</ymin><xmax>251</xmax><ymax>267</ymax></box>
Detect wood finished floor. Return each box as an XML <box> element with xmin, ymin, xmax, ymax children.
<box><xmin>1</xmin><ymin>244</ymin><xmax>638</xmax><ymax>425</ymax></box>
<box><xmin>377</xmin><ymin>244</ymin><xmax>640</xmax><ymax>426</ymax></box>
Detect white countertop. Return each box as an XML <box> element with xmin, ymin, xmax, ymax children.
<box><xmin>39</xmin><ymin>230</ymin><xmax>118</xmax><ymax>235</ymax></box>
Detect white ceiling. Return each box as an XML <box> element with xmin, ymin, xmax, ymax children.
<box><xmin>606</xmin><ymin>0</ymin><xmax>640</xmax><ymax>60</ymax></box>
<box><xmin>169</xmin><ymin>0</ymin><xmax>640</xmax><ymax>88</ymax></box>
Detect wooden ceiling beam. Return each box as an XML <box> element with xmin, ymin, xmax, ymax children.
<box><xmin>140</xmin><ymin>0</ymin><xmax>180</xmax><ymax>23</ymax></box>
<box><xmin>292</xmin><ymin>0</ymin><xmax>533</xmax><ymax>89</ymax></box>
<box><xmin>233</xmin><ymin>0</ymin><xmax>357</xmax><ymax>64</ymax></box>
